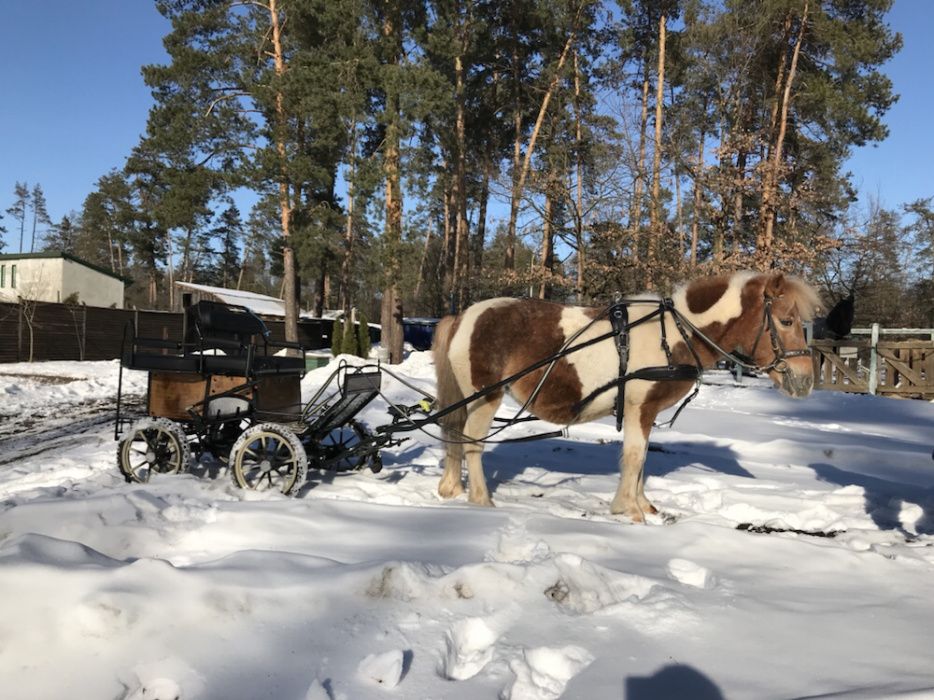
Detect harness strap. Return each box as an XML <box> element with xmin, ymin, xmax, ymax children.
<box><xmin>609</xmin><ymin>302</ymin><xmax>629</xmax><ymax>431</ymax></box>
<box><xmin>573</xmin><ymin>363</ymin><xmax>701</xmax><ymax>419</ymax></box>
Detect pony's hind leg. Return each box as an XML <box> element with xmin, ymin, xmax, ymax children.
<box><xmin>438</xmin><ymin>434</ymin><xmax>465</xmax><ymax>498</ymax></box>
<box><xmin>463</xmin><ymin>392</ymin><xmax>502</xmax><ymax>506</ymax></box>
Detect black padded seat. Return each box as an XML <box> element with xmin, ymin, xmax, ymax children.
<box><xmin>200</xmin><ymin>354</ymin><xmax>252</xmax><ymax>377</ymax></box>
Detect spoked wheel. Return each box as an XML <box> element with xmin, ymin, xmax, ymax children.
<box><xmin>309</xmin><ymin>419</ymin><xmax>382</xmax><ymax>474</ymax></box>
<box><xmin>229</xmin><ymin>423</ymin><xmax>307</xmax><ymax>495</ymax></box>
<box><xmin>118</xmin><ymin>417</ymin><xmax>192</xmax><ymax>484</ymax></box>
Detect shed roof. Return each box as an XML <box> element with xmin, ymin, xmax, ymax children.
<box><xmin>175</xmin><ymin>281</ymin><xmax>301</xmax><ymax>317</ymax></box>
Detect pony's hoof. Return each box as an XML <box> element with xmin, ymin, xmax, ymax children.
<box><xmin>468</xmin><ymin>494</ymin><xmax>494</xmax><ymax>507</ymax></box>
<box><xmin>639</xmin><ymin>501</ymin><xmax>659</xmax><ymax>515</ymax></box>
<box><xmin>438</xmin><ymin>481</ymin><xmax>465</xmax><ymax>499</ymax></box>
<box><xmin>610</xmin><ymin>499</ymin><xmax>645</xmax><ymax>523</ymax></box>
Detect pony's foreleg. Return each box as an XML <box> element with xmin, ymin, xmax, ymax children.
<box><xmin>610</xmin><ymin>406</ymin><xmax>657</xmax><ymax>522</ymax></box>
<box><xmin>463</xmin><ymin>393</ymin><xmax>502</xmax><ymax>506</ymax></box>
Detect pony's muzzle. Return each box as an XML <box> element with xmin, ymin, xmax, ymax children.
<box><xmin>779</xmin><ymin>370</ymin><xmax>813</xmax><ymax>398</ymax></box>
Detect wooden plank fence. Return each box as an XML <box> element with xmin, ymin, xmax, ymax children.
<box><xmin>811</xmin><ymin>325</ymin><xmax>934</xmax><ymax>399</ymax></box>
<box><xmin>0</xmin><ymin>301</ymin><xmax>331</xmax><ymax>364</ymax></box>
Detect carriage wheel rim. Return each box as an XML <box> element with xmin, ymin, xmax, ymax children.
<box><xmin>236</xmin><ymin>431</ymin><xmax>300</xmax><ymax>492</ymax></box>
<box><xmin>121</xmin><ymin>424</ymin><xmax>185</xmax><ymax>482</ymax></box>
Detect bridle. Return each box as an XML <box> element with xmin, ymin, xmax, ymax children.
<box><xmin>746</xmin><ymin>295</ymin><xmax>812</xmax><ymax>373</ymax></box>
<box><xmin>672</xmin><ymin>294</ymin><xmax>811</xmax><ymax>375</ymax></box>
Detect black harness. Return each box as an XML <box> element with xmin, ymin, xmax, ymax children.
<box><xmin>574</xmin><ymin>293</ymin><xmax>810</xmax><ymax>430</ymax></box>
<box><xmin>576</xmin><ymin>297</ymin><xmax>703</xmax><ymax>430</ymax></box>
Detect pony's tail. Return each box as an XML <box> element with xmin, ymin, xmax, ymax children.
<box><xmin>432</xmin><ymin>315</ymin><xmax>467</xmax><ymax>433</ymax></box>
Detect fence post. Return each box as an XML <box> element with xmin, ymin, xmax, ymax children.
<box><xmin>867</xmin><ymin>322</ymin><xmax>879</xmax><ymax>395</ymax></box>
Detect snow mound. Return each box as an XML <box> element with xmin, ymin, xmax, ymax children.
<box><xmin>504</xmin><ymin>645</ymin><xmax>594</xmax><ymax>700</ymax></box>
<box><xmin>667</xmin><ymin>558</ymin><xmax>716</xmax><ymax>589</ymax></box>
<box><xmin>357</xmin><ymin>649</ymin><xmax>405</xmax><ymax>688</ymax></box>
<box><xmin>441</xmin><ymin>616</ymin><xmax>499</xmax><ymax>680</ymax></box>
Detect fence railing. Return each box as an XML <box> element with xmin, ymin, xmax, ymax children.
<box><xmin>811</xmin><ymin>324</ymin><xmax>934</xmax><ymax>398</ymax></box>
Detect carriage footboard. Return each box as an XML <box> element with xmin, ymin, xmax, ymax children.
<box><xmin>305</xmin><ymin>370</ymin><xmax>382</xmax><ymax>438</ymax></box>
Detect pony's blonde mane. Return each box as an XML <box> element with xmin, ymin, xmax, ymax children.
<box><xmin>781</xmin><ymin>275</ymin><xmax>822</xmax><ymax>321</ymax></box>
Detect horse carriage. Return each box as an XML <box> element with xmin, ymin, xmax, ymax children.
<box><xmin>114</xmin><ymin>271</ymin><xmax>818</xmax><ymax>520</ymax></box>
<box><xmin>114</xmin><ymin>300</ymin><xmax>409</xmax><ymax>494</ymax></box>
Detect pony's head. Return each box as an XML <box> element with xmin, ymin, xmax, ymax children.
<box><xmin>742</xmin><ymin>272</ymin><xmax>820</xmax><ymax>398</ymax></box>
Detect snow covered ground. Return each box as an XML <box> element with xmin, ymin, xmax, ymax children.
<box><xmin>0</xmin><ymin>355</ymin><xmax>932</xmax><ymax>700</ymax></box>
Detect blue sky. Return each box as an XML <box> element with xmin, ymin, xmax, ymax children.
<box><xmin>0</xmin><ymin>1</ymin><xmax>931</xmax><ymax>247</ymax></box>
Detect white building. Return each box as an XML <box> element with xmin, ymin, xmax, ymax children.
<box><xmin>0</xmin><ymin>252</ymin><xmax>126</xmax><ymax>308</ymax></box>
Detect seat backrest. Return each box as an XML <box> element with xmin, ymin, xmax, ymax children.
<box><xmin>187</xmin><ymin>301</ymin><xmax>269</xmax><ymax>352</ymax></box>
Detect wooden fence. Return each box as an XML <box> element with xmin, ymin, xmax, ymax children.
<box><xmin>0</xmin><ymin>301</ymin><xmax>331</xmax><ymax>364</ymax></box>
<box><xmin>811</xmin><ymin>325</ymin><xmax>934</xmax><ymax>399</ymax></box>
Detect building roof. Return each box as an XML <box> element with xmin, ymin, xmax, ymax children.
<box><xmin>0</xmin><ymin>251</ymin><xmax>128</xmax><ymax>284</ymax></box>
<box><xmin>175</xmin><ymin>281</ymin><xmax>302</xmax><ymax>318</ymax></box>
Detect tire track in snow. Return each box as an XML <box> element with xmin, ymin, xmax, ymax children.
<box><xmin>0</xmin><ymin>396</ymin><xmax>144</xmax><ymax>466</ymax></box>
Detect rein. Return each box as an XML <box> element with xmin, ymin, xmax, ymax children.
<box><xmin>388</xmin><ymin>292</ymin><xmax>808</xmax><ymax>443</ymax></box>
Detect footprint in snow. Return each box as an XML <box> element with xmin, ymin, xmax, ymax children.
<box><xmin>486</xmin><ymin>518</ymin><xmax>551</xmax><ymax>564</ymax></box>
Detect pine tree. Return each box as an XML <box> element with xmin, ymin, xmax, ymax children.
<box><xmin>43</xmin><ymin>215</ymin><xmax>79</xmax><ymax>253</ymax></box>
<box><xmin>209</xmin><ymin>204</ymin><xmax>244</xmax><ymax>288</ymax></box>
<box><xmin>6</xmin><ymin>182</ymin><xmax>29</xmax><ymax>253</ymax></box>
<box><xmin>76</xmin><ymin>172</ymin><xmax>138</xmax><ymax>275</ymax></box>
<box><xmin>142</xmin><ymin>0</ymin><xmax>336</xmax><ymax>337</ymax></box>
<box><xmin>29</xmin><ymin>184</ymin><xmax>52</xmax><ymax>253</ymax></box>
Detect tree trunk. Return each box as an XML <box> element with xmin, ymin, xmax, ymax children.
<box><xmin>505</xmin><ymin>25</ymin><xmax>578</xmax><ymax>274</ymax></box>
<box><xmin>539</xmin><ymin>177</ymin><xmax>556</xmax><ymax>299</ymax></box>
<box><xmin>732</xmin><ymin>149</ymin><xmax>747</xmax><ymax>254</ymax></box>
<box><xmin>505</xmin><ymin>28</ymin><xmax>522</xmax><ymax>272</ymax></box>
<box><xmin>629</xmin><ymin>66</ymin><xmax>650</xmax><ymax>263</ymax></box>
<box><xmin>380</xmin><ymin>8</ymin><xmax>404</xmax><ymax>364</ymax></box>
<box><xmin>690</xmin><ymin>129</ymin><xmax>705</xmax><ymax>268</ymax></box>
<box><xmin>452</xmin><ymin>16</ymin><xmax>470</xmax><ymax>311</ymax></box>
<box><xmin>674</xmin><ymin>167</ymin><xmax>684</xmax><ymax>260</ymax></box>
<box><xmin>413</xmin><ymin>225</ymin><xmax>433</xmax><ymax>303</ymax></box>
<box><xmin>647</xmin><ymin>13</ymin><xmax>667</xmax><ymax>286</ymax></box>
<box><xmin>268</xmin><ymin>0</ymin><xmax>299</xmax><ymax>344</ymax></box>
<box><xmin>472</xmin><ymin>160</ymin><xmax>491</xmax><ymax>281</ymax></box>
<box><xmin>339</xmin><ymin>116</ymin><xmax>358</xmax><ymax>314</ymax></box>
<box><xmin>441</xmin><ymin>176</ymin><xmax>454</xmax><ymax>301</ymax></box>
<box><xmin>758</xmin><ymin>0</ymin><xmax>809</xmax><ymax>258</ymax></box>
<box><xmin>573</xmin><ymin>49</ymin><xmax>585</xmax><ymax>301</ymax></box>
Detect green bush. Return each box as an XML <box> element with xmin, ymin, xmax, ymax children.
<box><xmin>331</xmin><ymin>318</ymin><xmax>344</xmax><ymax>357</ymax></box>
<box><xmin>356</xmin><ymin>311</ymin><xmax>371</xmax><ymax>358</ymax></box>
<box><xmin>341</xmin><ymin>316</ymin><xmax>358</xmax><ymax>356</ymax></box>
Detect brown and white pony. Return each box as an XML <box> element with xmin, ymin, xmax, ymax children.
<box><xmin>431</xmin><ymin>271</ymin><xmax>819</xmax><ymax>522</ymax></box>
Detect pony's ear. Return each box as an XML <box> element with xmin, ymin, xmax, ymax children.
<box><xmin>765</xmin><ymin>272</ymin><xmax>786</xmax><ymax>298</ymax></box>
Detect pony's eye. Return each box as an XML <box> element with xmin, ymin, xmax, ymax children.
<box><xmin>779</xmin><ymin>318</ymin><xmax>794</xmax><ymax>327</ymax></box>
